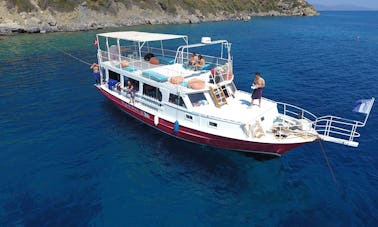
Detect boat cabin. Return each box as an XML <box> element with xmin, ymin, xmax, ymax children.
<box><xmin>95</xmin><ymin>31</ymin><xmax>236</xmax><ymax>112</ymax></box>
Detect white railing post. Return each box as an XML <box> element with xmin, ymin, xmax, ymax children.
<box><xmin>349</xmin><ymin>123</ymin><xmax>357</xmax><ymax>142</ymax></box>
<box><xmin>325</xmin><ymin>119</ymin><xmax>331</xmax><ymax>136</ymax></box>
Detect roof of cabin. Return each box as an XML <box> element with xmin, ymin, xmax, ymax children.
<box><xmin>97</xmin><ymin>31</ymin><xmax>188</xmax><ymax>42</ymax></box>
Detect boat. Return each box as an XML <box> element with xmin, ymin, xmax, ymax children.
<box><xmin>93</xmin><ymin>31</ymin><xmax>374</xmax><ymax>157</ymax></box>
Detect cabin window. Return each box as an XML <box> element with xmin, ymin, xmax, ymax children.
<box><xmin>109</xmin><ymin>70</ymin><xmax>120</xmax><ymax>81</ymax></box>
<box><xmin>143</xmin><ymin>84</ymin><xmax>162</xmax><ymax>101</ymax></box>
<box><xmin>209</xmin><ymin>122</ymin><xmax>218</xmax><ymax>128</ymax></box>
<box><xmin>122</xmin><ymin>77</ymin><xmax>139</xmax><ymax>92</ymax></box>
<box><xmin>188</xmin><ymin>92</ymin><xmax>208</xmax><ymax>107</ymax></box>
<box><xmin>169</xmin><ymin>94</ymin><xmax>186</xmax><ymax>108</ymax></box>
<box><xmin>123</xmin><ymin>76</ymin><xmax>129</xmax><ymax>87</ymax></box>
<box><xmin>185</xmin><ymin>114</ymin><xmax>193</xmax><ymax>121</ymax></box>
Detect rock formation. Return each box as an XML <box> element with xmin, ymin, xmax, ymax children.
<box><xmin>0</xmin><ymin>0</ymin><xmax>318</xmax><ymax>35</ymax></box>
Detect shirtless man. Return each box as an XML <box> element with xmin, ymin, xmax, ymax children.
<box><xmin>186</xmin><ymin>52</ymin><xmax>198</xmax><ymax>69</ymax></box>
<box><xmin>195</xmin><ymin>55</ymin><xmax>205</xmax><ymax>71</ymax></box>
<box><xmin>249</xmin><ymin>72</ymin><xmax>265</xmax><ymax>108</ymax></box>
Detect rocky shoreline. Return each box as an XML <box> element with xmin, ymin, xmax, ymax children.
<box><xmin>0</xmin><ymin>1</ymin><xmax>318</xmax><ymax>36</ymax></box>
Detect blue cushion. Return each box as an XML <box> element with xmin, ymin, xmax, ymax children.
<box><xmin>180</xmin><ymin>81</ymin><xmax>188</xmax><ymax>87</ymax></box>
<box><xmin>157</xmin><ymin>56</ymin><xmax>175</xmax><ymax>65</ymax></box>
<box><xmin>142</xmin><ymin>71</ymin><xmax>169</xmax><ymax>82</ymax></box>
<box><xmin>198</xmin><ymin>63</ymin><xmax>211</xmax><ymax>70</ymax></box>
<box><xmin>182</xmin><ymin>63</ymin><xmax>211</xmax><ymax>70</ymax></box>
<box><xmin>124</xmin><ymin>66</ymin><xmax>137</xmax><ymax>72</ymax></box>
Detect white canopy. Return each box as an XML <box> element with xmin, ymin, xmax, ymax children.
<box><xmin>97</xmin><ymin>31</ymin><xmax>187</xmax><ymax>43</ymax></box>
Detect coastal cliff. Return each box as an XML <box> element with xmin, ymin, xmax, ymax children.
<box><xmin>0</xmin><ymin>0</ymin><xmax>318</xmax><ymax>35</ymax></box>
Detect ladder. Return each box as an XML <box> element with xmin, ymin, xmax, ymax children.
<box><xmin>209</xmin><ymin>85</ymin><xmax>227</xmax><ymax>108</ymax></box>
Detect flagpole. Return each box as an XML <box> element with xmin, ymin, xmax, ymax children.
<box><xmin>361</xmin><ymin>97</ymin><xmax>375</xmax><ymax>126</ymax></box>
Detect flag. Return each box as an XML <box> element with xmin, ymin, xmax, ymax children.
<box><xmin>93</xmin><ymin>38</ymin><xmax>98</xmax><ymax>47</ymax></box>
<box><xmin>353</xmin><ymin>98</ymin><xmax>374</xmax><ymax>114</ymax></box>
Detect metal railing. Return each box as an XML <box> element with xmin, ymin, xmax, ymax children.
<box><xmin>99</xmin><ymin>50</ymin><xmax>160</xmax><ymax>71</ymax></box>
<box><xmin>98</xmin><ymin>49</ymin><xmax>233</xmax><ymax>83</ymax></box>
<box><xmin>276</xmin><ymin>101</ymin><xmax>318</xmax><ymax>122</ymax></box>
<box><xmin>276</xmin><ymin>101</ymin><xmax>363</xmax><ymax>145</ymax></box>
<box><xmin>314</xmin><ymin>115</ymin><xmax>361</xmax><ymax>142</ymax></box>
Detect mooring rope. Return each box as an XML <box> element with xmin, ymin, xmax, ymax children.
<box><xmin>48</xmin><ymin>44</ymin><xmax>92</xmax><ymax>66</ymax></box>
<box><xmin>319</xmin><ymin>140</ymin><xmax>342</xmax><ymax>194</ymax></box>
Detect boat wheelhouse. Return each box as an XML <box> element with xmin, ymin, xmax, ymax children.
<box><xmin>94</xmin><ymin>31</ymin><xmax>374</xmax><ymax>157</ymax></box>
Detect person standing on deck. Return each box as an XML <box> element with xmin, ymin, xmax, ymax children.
<box><xmin>248</xmin><ymin>72</ymin><xmax>265</xmax><ymax>108</ymax></box>
<box><xmin>90</xmin><ymin>63</ymin><xmax>100</xmax><ymax>84</ymax></box>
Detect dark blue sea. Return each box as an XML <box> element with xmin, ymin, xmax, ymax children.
<box><xmin>1</xmin><ymin>11</ymin><xmax>377</xmax><ymax>226</ymax></box>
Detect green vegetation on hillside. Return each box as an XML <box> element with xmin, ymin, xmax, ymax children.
<box><xmin>5</xmin><ymin>0</ymin><xmax>312</xmax><ymax>14</ymax></box>
<box><xmin>6</xmin><ymin>0</ymin><xmax>36</xmax><ymax>12</ymax></box>
<box><xmin>39</xmin><ymin>0</ymin><xmax>79</xmax><ymax>11</ymax></box>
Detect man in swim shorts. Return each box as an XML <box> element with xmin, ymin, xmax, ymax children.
<box><xmin>249</xmin><ymin>72</ymin><xmax>265</xmax><ymax>108</ymax></box>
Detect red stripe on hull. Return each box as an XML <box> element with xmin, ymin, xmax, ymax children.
<box><xmin>97</xmin><ymin>87</ymin><xmax>309</xmax><ymax>156</ymax></box>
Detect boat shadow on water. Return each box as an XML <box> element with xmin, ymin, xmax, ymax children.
<box><xmin>100</xmin><ymin>101</ymin><xmax>260</xmax><ymax>190</ymax></box>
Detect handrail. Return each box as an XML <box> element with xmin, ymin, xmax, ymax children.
<box><xmin>316</xmin><ymin>115</ymin><xmax>364</xmax><ymax>126</ymax></box>
<box><xmin>275</xmin><ymin>101</ymin><xmax>368</xmax><ymax>146</ymax></box>
<box><xmin>276</xmin><ymin>101</ymin><xmax>318</xmax><ymax>122</ymax></box>
<box><xmin>98</xmin><ymin>49</ymin><xmax>228</xmax><ymax>70</ymax></box>
<box><xmin>313</xmin><ymin>116</ymin><xmax>361</xmax><ymax>142</ymax></box>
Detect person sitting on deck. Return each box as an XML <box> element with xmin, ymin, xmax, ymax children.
<box><xmin>90</xmin><ymin>63</ymin><xmax>100</xmax><ymax>84</ymax></box>
<box><xmin>195</xmin><ymin>55</ymin><xmax>206</xmax><ymax>71</ymax></box>
<box><xmin>186</xmin><ymin>52</ymin><xmax>198</xmax><ymax>69</ymax></box>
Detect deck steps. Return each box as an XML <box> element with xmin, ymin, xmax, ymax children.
<box><xmin>209</xmin><ymin>85</ymin><xmax>227</xmax><ymax>108</ymax></box>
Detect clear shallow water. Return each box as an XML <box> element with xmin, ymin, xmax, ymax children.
<box><xmin>0</xmin><ymin>11</ymin><xmax>377</xmax><ymax>226</ymax></box>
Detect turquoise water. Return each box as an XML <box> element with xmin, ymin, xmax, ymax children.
<box><xmin>0</xmin><ymin>11</ymin><xmax>377</xmax><ymax>226</ymax></box>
